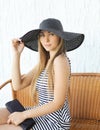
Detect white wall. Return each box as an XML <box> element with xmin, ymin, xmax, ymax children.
<box><xmin>0</xmin><ymin>0</ymin><xmax>100</xmax><ymax>107</ymax></box>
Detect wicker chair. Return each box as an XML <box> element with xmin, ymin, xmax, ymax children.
<box><xmin>0</xmin><ymin>73</ymin><xmax>100</xmax><ymax>130</ymax></box>
<box><xmin>69</xmin><ymin>73</ymin><xmax>100</xmax><ymax>130</ymax></box>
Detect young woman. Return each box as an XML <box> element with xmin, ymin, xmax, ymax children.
<box><xmin>0</xmin><ymin>18</ymin><xmax>84</xmax><ymax>130</ymax></box>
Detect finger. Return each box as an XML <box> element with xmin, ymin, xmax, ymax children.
<box><xmin>18</xmin><ymin>38</ymin><xmax>22</xmax><ymax>42</ymax></box>
<box><xmin>8</xmin><ymin>114</ymin><xmax>12</xmax><ymax>118</ymax></box>
<box><xmin>12</xmin><ymin>38</ymin><xmax>20</xmax><ymax>42</ymax></box>
<box><xmin>17</xmin><ymin>38</ymin><xmax>25</xmax><ymax>45</ymax></box>
<box><xmin>7</xmin><ymin>118</ymin><xmax>11</xmax><ymax>124</ymax></box>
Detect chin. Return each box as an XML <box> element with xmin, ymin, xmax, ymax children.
<box><xmin>44</xmin><ymin>48</ymin><xmax>51</xmax><ymax>52</ymax></box>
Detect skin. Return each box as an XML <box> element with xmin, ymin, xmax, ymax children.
<box><xmin>39</xmin><ymin>31</ymin><xmax>60</xmax><ymax>54</ymax></box>
<box><xmin>0</xmin><ymin>31</ymin><xmax>70</xmax><ymax>129</ymax></box>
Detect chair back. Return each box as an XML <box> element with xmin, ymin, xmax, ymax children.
<box><xmin>70</xmin><ymin>73</ymin><xmax>100</xmax><ymax>120</ymax></box>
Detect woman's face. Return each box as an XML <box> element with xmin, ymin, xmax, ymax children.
<box><xmin>39</xmin><ymin>31</ymin><xmax>60</xmax><ymax>52</ymax></box>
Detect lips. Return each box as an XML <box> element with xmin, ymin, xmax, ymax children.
<box><xmin>44</xmin><ymin>44</ymin><xmax>51</xmax><ymax>47</ymax></box>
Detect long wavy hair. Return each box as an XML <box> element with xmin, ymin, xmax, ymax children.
<box><xmin>30</xmin><ymin>35</ymin><xmax>66</xmax><ymax>104</ymax></box>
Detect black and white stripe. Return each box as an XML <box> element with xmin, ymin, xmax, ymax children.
<box><xmin>27</xmin><ymin>70</ymin><xmax>71</xmax><ymax>130</ymax></box>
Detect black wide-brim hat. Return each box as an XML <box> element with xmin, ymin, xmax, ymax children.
<box><xmin>20</xmin><ymin>18</ymin><xmax>85</xmax><ymax>52</ymax></box>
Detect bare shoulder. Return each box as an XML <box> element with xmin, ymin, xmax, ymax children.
<box><xmin>53</xmin><ymin>54</ymin><xmax>70</xmax><ymax>79</ymax></box>
<box><xmin>54</xmin><ymin>54</ymin><xmax>70</xmax><ymax>70</ymax></box>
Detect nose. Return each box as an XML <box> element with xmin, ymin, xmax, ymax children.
<box><xmin>45</xmin><ymin>36</ymin><xmax>50</xmax><ymax>43</ymax></box>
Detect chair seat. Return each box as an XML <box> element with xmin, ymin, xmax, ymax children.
<box><xmin>70</xmin><ymin>119</ymin><xmax>100</xmax><ymax>130</ymax></box>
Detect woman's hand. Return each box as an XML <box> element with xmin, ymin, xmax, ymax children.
<box><xmin>7</xmin><ymin>112</ymin><xmax>26</xmax><ymax>126</ymax></box>
<box><xmin>12</xmin><ymin>39</ymin><xmax>24</xmax><ymax>55</ymax></box>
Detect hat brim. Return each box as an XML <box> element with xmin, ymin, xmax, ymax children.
<box><xmin>20</xmin><ymin>29</ymin><xmax>84</xmax><ymax>52</ymax></box>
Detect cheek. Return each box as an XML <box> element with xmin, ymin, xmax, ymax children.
<box><xmin>52</xmin><ymin>39</ymin><xmax>59</xmax><ymax>48</ymax></box>
<box><xmin>53</xmin><ymin>37</ymin><xmax>60</xmax><ymax>45</ymax></box>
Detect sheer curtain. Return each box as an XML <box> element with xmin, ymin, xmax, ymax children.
<box><xmin>0</xmin><ymin>0</ymin><xmax>100</xmax><ymax>107</ymax></box>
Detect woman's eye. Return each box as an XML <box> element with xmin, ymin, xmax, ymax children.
<box><xmin>50</xmin><ymin>33</ymin><xmax>55</xmax><ymax>36</ymax></box>
<box><xmin>39</xmin><ymin>33</ymin><xmax>44</xmax><ymax>37</ymax></box>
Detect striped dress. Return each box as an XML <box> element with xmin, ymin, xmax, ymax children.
<box><xmin>31</xmin><ymin>69</ymin><xmax>71</xmax><ymax>130</ymax></box>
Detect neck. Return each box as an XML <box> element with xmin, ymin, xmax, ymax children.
<box><xmin>49</xmin><ymin>51</ymin><xmax>56</xmax><ymax>60</ymax></box>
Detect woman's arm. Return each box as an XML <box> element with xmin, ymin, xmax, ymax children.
<box><xmin>11</xmin><ymin>39</ymin><xmax>35</xmax><ymax>90</ymax></box>
<box><xmin>8</xmin><ymin>55</ymin><xmax>70</xmax><ymax>125</ymax></box>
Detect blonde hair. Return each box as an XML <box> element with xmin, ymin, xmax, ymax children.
<box><xmin>30</xmin><ymin>37</ymin><xmax>66</xmax><ymax>103</ymax></box>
